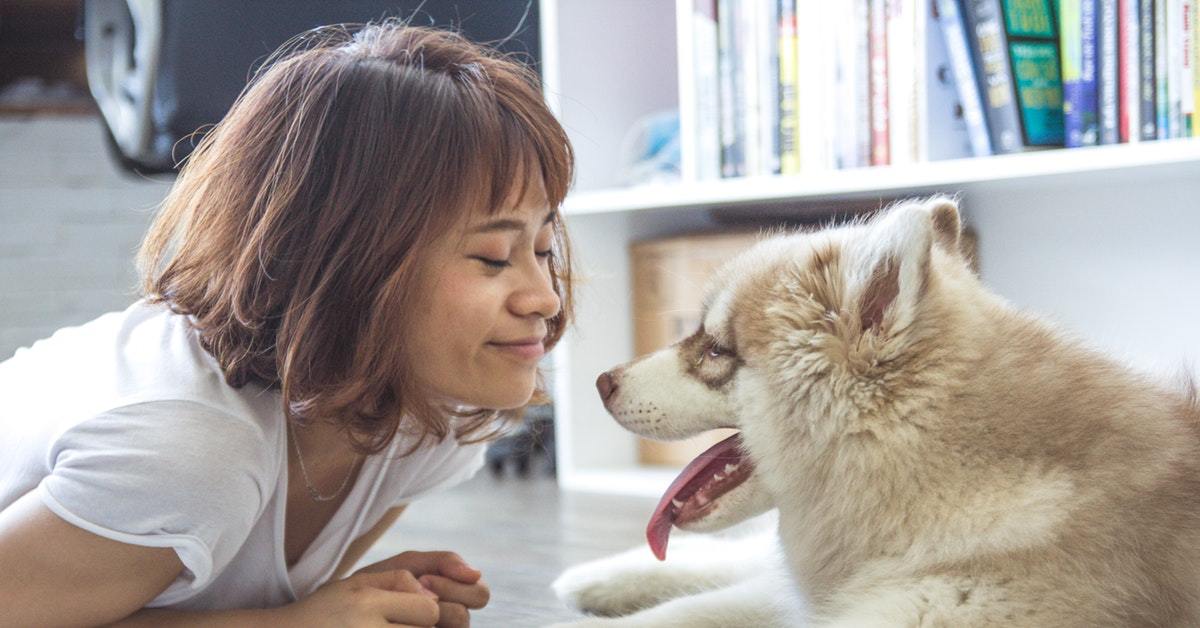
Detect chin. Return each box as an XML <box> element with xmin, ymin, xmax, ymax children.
<box><xmin>473</xmin><ymin>379</ymin><xmax>538</xmax><ymax>410</ymax></box>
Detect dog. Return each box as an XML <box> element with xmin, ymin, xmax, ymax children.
<box><xmin>551</xmin><ymin>197</ymin><xmax>1200</xmax><ymax>627</ymax></box>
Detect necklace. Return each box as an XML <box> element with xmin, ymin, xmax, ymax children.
<box><xmin>288</xmin><ymin>423</ymin><xmax>360</xmax><ymax>502</ymax></box>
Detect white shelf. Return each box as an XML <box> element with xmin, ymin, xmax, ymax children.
<box><xmin>562</xmin><ymin>138</ymin><xmax>1200</xmax><ymax>216</ymax></box>
<box><xmin>543</xmin><ymin>0</ymin><xmax>1200</xmax><ymax>496</ymax></box>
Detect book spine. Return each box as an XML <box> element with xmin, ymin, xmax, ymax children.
<box><xmin>1168</xmin><ymin>0</ymin><xmax>1184</xmax><ymax>136</ymax></box>
<box><xmin>887</xmin><ymin>0</ymin><xmax>917</xmax><ymax>164</ymax></box>
<box><xmin>717</xmin><ymin>0</ymin><xmax>743</xmax><ymax>177</ymax></box>
<box><xmin>936</xmin><ymin>0</ymin><xmax>994</xmax><ymax>154</ymax></box>
<box><xmin>1156</xmin><ymin>0</ymin><xmax>1169</xmax><ymax>137</ymax></box>
<box><xmin>1119</xmin><ymin>0</ymin><xmax>1141</xmax><ymax>142</ymax></box>
<box><xmin>1080</xmin><ymin>0</ymin><xmax>1102</xmax><ymax>144</ymax></box>
<box><xmin>962</xmin><ymin>0</ymin><xmax>1025</xmax><ymax>151</ymax></box>
<box><xmin>738</xmin><ymin>1</ymin><xmax>762</xmax><ymax>176</ymax></box>
<box><xmin>1195</xmin><ymin>0</ymin><xmax>1200</xmax><ymax>135</ymax></box>
<box><xmin>834</xmin><ymin>1</ymin><xmax>863</xmax><ymax>168</ymax></box>
<box><xmin>855</xmin><ymin>0</ymin><xmax>874</xmax><ymax>163</ymax></box>
<box><xmin>1180</xmin><ymin>0</ymin><xmax>1190</xmax><ymax>133</ymax></box>
<box><xmin>693</xmin><ymin>0</ymin><xmax>723</xmax><ymax>179</ymax></box>
<box><xmin>1063</xmin><ymin>0</ymin><xmax>1086</xmax><ymax>145</ymax></box>
<box><xmin>760</xmin><ymin>0</ymin><xmax>781</xmax><ymax>175</ymax></box>
<box><xmin>1001</xmin><ymin>0</ymin><xmax>1065</xmax><ymax>146</ymax></box>
<box><xmin>870</xmin><ymin>0</ymin><xmax>892</xmax><ymax>164</ymax></box>
<box><xmin>1100</xmin><ymin>0</ymin><xmax>1121</xmax><ymax>143</ymax></box>
<box><xmin>778</xmin><ymin>0</ymin><xmax>802</xmax><ymax>174</ymax></box>
<box><xmin>1140</xmin><ymin>0</ymin><xmax>1159</xmax><ymax>138</ymax></box>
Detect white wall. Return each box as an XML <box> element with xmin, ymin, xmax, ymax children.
<box><xmin>963</xmin><ymin>161</ymin><xmax>1200</xmax><ymax>378</ymax></box>
<box><xmin>0</xmin><ymin>115</ymin><xmax>172</xmax><ymax>359</ymax></box>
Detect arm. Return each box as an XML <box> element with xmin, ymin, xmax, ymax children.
<box><xmin>333</xmin><ymin>504</ymin><xmax>408</xmax><ymax>580</ymax></box>
<box><xmin>0</xmin><ymin>490</ymin><xmax>184</xmax><ymax>628</ymax></box>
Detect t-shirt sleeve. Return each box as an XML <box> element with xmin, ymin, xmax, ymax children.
<box><xmin>36</xmin><ymin>400</ymin><xmax>273</xmax><ymax>605</ymax></box>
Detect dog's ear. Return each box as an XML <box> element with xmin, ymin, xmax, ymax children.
<box><xmin>849</xmin><ymin>197</ymin><xmax>961</xmax><ymax>334</ymax></box>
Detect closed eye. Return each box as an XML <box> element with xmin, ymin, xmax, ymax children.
<box><xmin>472</xmin><ymin>256</ymin><xmax>511</xmax><ymax>269</ymax></box>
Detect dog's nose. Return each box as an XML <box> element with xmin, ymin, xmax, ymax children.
<box><xmin>596</xmin><ymin>371</ymin><xmax>618</xmax><ymax>402</ymax></box>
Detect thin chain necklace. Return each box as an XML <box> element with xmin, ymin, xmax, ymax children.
<box><xmin>288</xmin><ymin>423</ymin><xmax>361</xmax><ymax>502</ymax></box>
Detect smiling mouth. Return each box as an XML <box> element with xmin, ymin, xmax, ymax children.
<box><xmin>646</xmin><ymin>433</ymin><xmax>754</xmax><ymax>561</ymax></box>
<box><xmin>487</xmin><ymin>340</ymin><xmax>545</xmax><ymax>360</ymax></box>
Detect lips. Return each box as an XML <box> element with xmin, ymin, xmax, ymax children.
<box><xmin>487</xmin><ymin>336</ymin><xmax>546</xmax><ymax>360</ymax></box>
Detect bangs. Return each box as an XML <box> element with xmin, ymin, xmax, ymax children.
<box><xmin>420</xmin><ymin>62</ymin><xmax>572</xmax><ymax>222</ymax></box>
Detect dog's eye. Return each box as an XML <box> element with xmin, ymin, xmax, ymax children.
<box><xmin>707</xmin><ymin>344</ymin><xmax>734</xmax><ymax>359</ymax></box>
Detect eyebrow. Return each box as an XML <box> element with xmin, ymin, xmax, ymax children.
<box><xmin>469</xmin><ymin>209</ymin><xmax>557</xmax><ymax>234</ymax></box>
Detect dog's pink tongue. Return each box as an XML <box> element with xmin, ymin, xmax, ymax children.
<box><xmin>646</xmin><ymin>434</ymin><xmax>744</xmax><ymax>561</ymax></box>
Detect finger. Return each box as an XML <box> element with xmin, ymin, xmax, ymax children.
<box><xmin>402</xmin><ymin>551</ymin><xmax>482</xmax><ymax>584</ymax></box>
<box><xmin>355</xmin><ymin>569</ymin><xmax>433</xmax><ymax>596</ymax></box>
<box><xmin>373</xmin><ymin>590</ymin><xmax>440</xmax><ymax>626</ymax></box>
<box><xmin>419</xmin><ymin>575</ymin><xmax>490</xmax><ymax>610</ymax></box>
<box><xmin>435</xmin><ymin>601</ymin><xmax>470</xmax><ymax>628</ymax></box>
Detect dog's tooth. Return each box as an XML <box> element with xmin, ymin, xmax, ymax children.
<box><xmin>671</xmin><ymin>499</ymin><xmax>684</xmax><ymax>510</ymax></box>
<box><xmin>724</xmin><ymin>463</ymin><xmax>738</xmax><ymax>474</ymax></box>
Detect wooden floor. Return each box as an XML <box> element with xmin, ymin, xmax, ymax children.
<box><xmin>353</xmin><ymin>473</ymin><xmax>658</xmax><ymax>627</ymax></box>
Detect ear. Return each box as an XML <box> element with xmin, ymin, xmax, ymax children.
<box><xmin>850</xmin><ymin>197</ymin><xmax>961</xmax><ymax>334</ymax></box>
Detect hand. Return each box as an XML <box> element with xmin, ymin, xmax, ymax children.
<box><xmin>281</xmin><ymin>568</ymin><xmax>440</xmax><ymax>627</ymax></box>
<box><xmin>356</xmin><ymin>551</ymin><xmax>490</xmax><ymax>627</ymax></box>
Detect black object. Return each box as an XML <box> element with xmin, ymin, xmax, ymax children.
<box><xmin>485</xmin><ymin>403</ymin><xmax>556</xmax><ymax>478</ymax></box>
<box><xmin>82</xmin><ymin>0</ymin><xmax>540</xmax><ymax>175</ymax></box>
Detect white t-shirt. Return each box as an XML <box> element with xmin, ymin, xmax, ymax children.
<box><xmin>0</xmin><ymin>301</ymin><xmax>486</xmax><ymax>610</ymax></box>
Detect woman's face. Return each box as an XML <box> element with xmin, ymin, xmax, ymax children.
<box><xmin>406</xmin><ymin>183</ymin><xmax>561</xmax><ymax>409</ymax></box>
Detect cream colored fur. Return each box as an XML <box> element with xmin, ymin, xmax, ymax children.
<box><xmin>553</xmin><ymin>197</ymin><xmax>1200</xmax><ymax>627</ymax></box>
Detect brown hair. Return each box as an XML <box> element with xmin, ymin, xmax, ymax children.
<box><xmin>138</xmin><ymin>21</ymin><xmax>574</xmax><ymax>454</ymax></box>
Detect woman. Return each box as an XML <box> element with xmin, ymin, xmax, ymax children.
<box><xmin>0</xmin><ymin>20</ymin><xmax>573</xmax><ymax>627</ymax></box>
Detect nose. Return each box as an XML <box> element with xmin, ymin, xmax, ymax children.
<box><xmin>596</xmin><ymin>371</ymin><xmax>618</xmax><ymax>402</ymax></box>
<box><xmin>510</xmin><ymin>262</ymin><xmax>562</xmax><ymax>320</ymax></box>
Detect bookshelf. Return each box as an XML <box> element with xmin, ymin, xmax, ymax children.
<box><xmin>541</xmin><ymin>0</ymin><xmax>1200</xmax><ymax>497</ymax></box>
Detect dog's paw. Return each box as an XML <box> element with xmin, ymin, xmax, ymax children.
<box><xmin>553</xmin><ymin>561</ymin><xmax>657</xmax><ymax>617</ymax></box>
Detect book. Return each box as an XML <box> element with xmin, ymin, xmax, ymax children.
<box><xmin>887</xmin><ymin>0</ymin><xmax>918</xmax><ymax>164</ymax></box>
<box><xmin>1183</xmin><ymin>0</ymin><xmax>1195</xmax><ymax>134</ymax></box>
<box><xmin>923</xmin><ymin>0</ymin><xmax>979</xmax><ymax>159</ymax></box>
<box><xmin>691</xmin><ymin>0</ymin><xmax>715</xmax><ymax>181</ymax></box>
<box><xmin>1140</xmin><ymin>0</ymin><xmax>1159</xmax><ymax>139</ymax></box>
<box><xmin>1155</xmin><ymin>0</ymin><xmax>1169</xmax><ymax>137</ymax></box>
<box><xmin>961</xmin><ymin>0</ymin><xmax>1065</xmax><ymax>151</ymax></box>
<box><xmin>1099</xmin><ymin>0</ymin><xmax>1121</xmax><ymax>143</ymax></box>
<box><xmin>1064</xmin><ymin>0</ymin><xmax>1102</xmax><ymax>145</ymax></box>
<box><xmin>936</xmin><ymin>0</ymin><xmax>995</xmax><ymax>155</ymax></box>
<box><xmin>1119</xmin><ymin>0</ymin><xmax>1142</xmax><ymax>142</ymax></box>
<box><xmin>717</xmin><ymin>0</ymin><xmax>743</xmax><ymax>177</ymax></box>
<box><xmin>1195</xmin><ymin>0</ymin><xmax>1200</xmax><ymax>135</ymax></box>
<box><xmin>778</xmin><ymin>0</ymin><xmax>802</xmax><ymax>174</ymax></box>
<box><xmin>870</xmin><ymin>0</ymin><xmax>892</xmax><ymax>164</ymax></box>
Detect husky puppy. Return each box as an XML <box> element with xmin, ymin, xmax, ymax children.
<box><xmin>552</xmin><ymin>198</ymin><xmax>1200</xmax><ymax>627</ymax></box>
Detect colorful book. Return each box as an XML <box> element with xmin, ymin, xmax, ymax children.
<box><xmin>934</xmin><ymin>0</ymin><xmax>994</xmax><ymax>155</ymax></box>
<box><xmin>1195</xmin><ymin>0</ymin><xmax>1200</xmax><ymax>135</ymax></box>
<box><xmin>870</xmin><ymin>0</ymin><xmax>892</xmax><ymax>164</ymax></box>
<box><xmin>1119</xmin><ymin>0</ymin><xmax>1141</xmax><ymax>142</ymax></box>
<box><xmin>961</xmin><ymin>0</ymin><xmax>1065</xmax><ymax>151</ymax></box>
<box><xmin>1183</xmin><ymin>0</ymin><xmax>1195</xmax><ymax>134</ymax></box>
<box><xmin>1140</xmin><ymin>0</ymin><xmax>1159</xmax><ymax>139</ymax></box>
<box><xmin>1099</xmin><ymin>0</ymin><xmax>1121</xmax><ymax>142</ymax></box>
<box><xmin>1064</xmin><ymin>0</ymin><xmax>1102</xmax><ymax>145</ymax></box>
<box><xmin>1155</xmin><ymin>0</ymin><xmax>1169</xmax><ymax>137</ymax></box>
<box><xmin>778</xmin><ymin>0</ymin><xmax>801</xmax><ymax>174</ymax></box>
